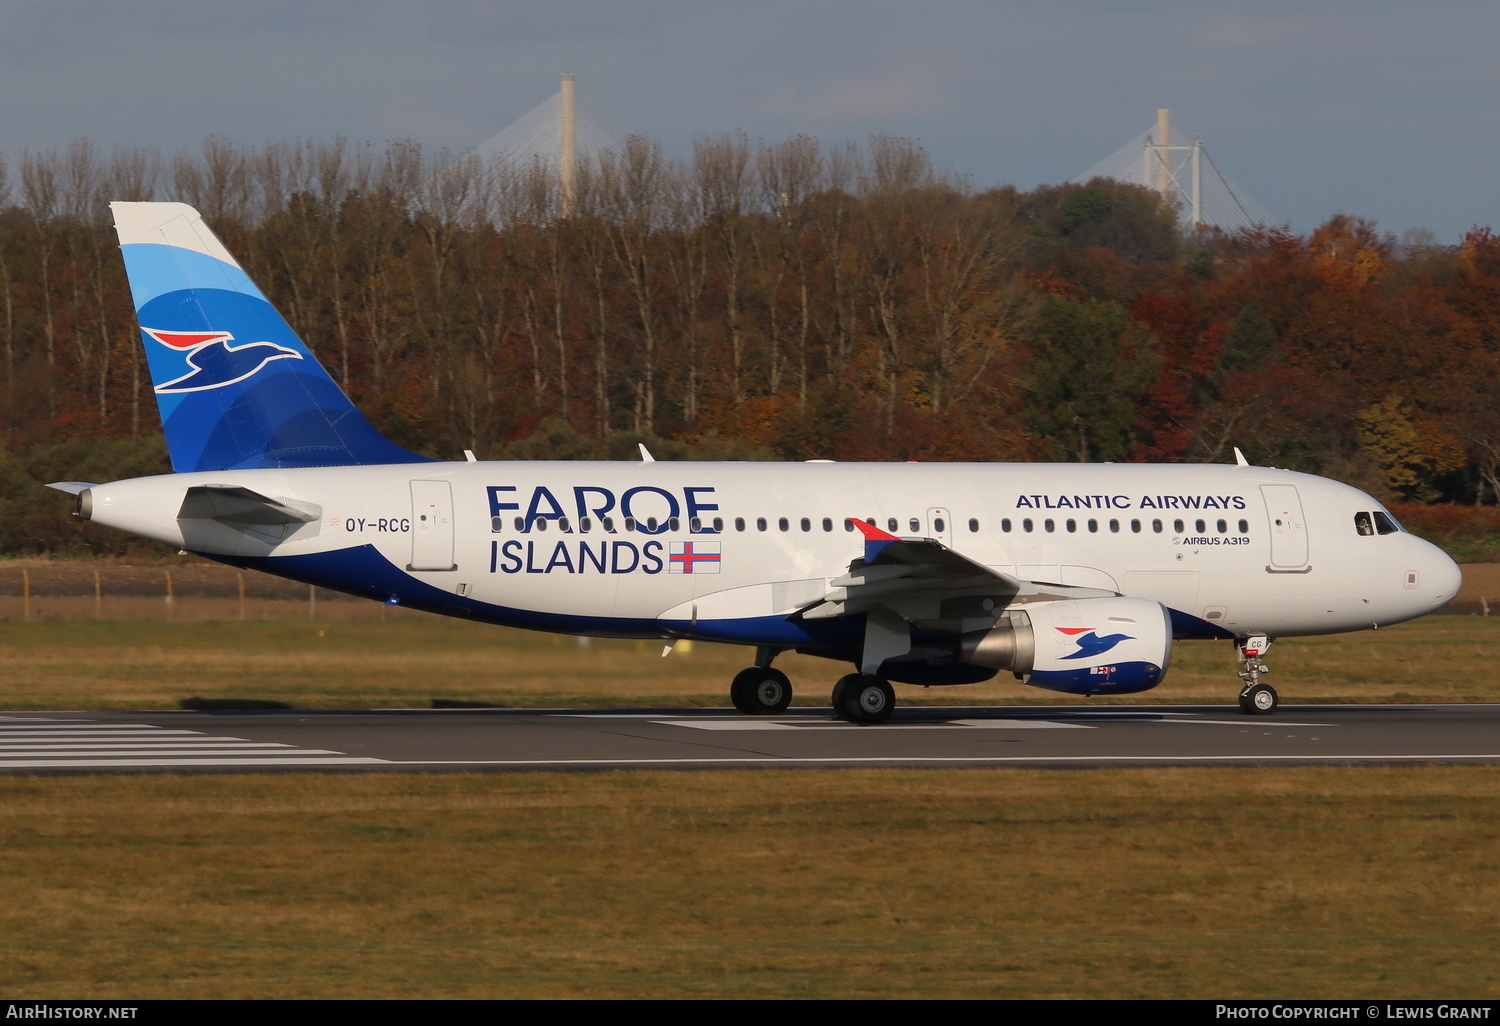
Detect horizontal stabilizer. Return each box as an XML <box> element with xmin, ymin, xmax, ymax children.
<box><xmin>178</xmin><ymin>484</ymin><xmax>321</xmax><ymax>526</ymax></box>
<box><xmin>46</xmin><ymin>481</ymin><xmax>97</xmax><ymax>495</ymax></box>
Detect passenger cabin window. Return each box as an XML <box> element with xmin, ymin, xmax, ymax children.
<box><xmin>909</xmin><ymin>518</ymin><xmax>920</xmax><ymax>533</ymax></box>
<box><xmin>800</xmin><ymin>517</ymin><xmax>811</xmax><ymax>532</ymax></box>
<box><xmin>602</xmin><ymin>516</ymin><xmax>615</xmax><ymax>532</ymax></box>
<box><xmin>779</xmin><ymin>517</ymin><xmax>790</xmax><ymax>532</ymax></box>
<box><xmin>887</xmin><ymin>518</ymin><xmax>899</xmax><ymax>532</ymax></box>
<box><xmin>968</xmin><ymin>518</ymin><xmax>979</xmax><ymax>532</ymax></box>
<box><xmin>1023</xmin><ymin>518</ymin><xmax>1034</xmax><ymax>533</ymax></box>
<box><xmin>1001</xmin><ymin>518</ymin><xmax>1011</xmax><ymax>533</ymax></box>
<box><xmin>491</xmin><ymin>516</ymin><xmax>504</xmax><ymax>533</ymax></box>
<box><xmin>934</xmin><ymin>517</ymin><xmax>945</xmax><ymax>533</ymax></box>
<box><xmin>1044</xmin><ymin>519</ymin><xmax>1055</xmax><ymax>533</ymax></box>
<box><xmin>823</xmin><ymin>518</ymin><xmax>833</xmax><ymax>532</ymax></box>
<box><xmin>757</xmin><ymin>517</ymin><xmax>767</xmax><ymax>532</ymax></box>
<box><xmin>735</xmin><ymin>517</ymin><xmax>746</xmax><ymax>532</ymax></box>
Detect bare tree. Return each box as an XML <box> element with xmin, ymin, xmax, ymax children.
<box><xmin>596</xmin><ymin>136</ymin><xmax>672</xmax><ymax>431</ymax></box>
<box><xmin>757</xmin><ymin>135</ymin><xmax>824</xmax><ymax>403</ymax></box>
<box><xmin>693</xmin><ymin>131</ymin><xmax>757</xmax><ymax>402</ymax></box>
<box><xmin>20</xmin><ymin>148</ymin><xmax>61</xmax><ymax>414</ymax></box>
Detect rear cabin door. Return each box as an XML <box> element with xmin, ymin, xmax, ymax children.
<box><xmin>410</xmin><ymin>480</ymin><xmax>456</xmax><ymax>571</ymax></box>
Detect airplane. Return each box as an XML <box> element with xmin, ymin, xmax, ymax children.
<box><xmin>48</xmin><ymin>202</ymin><xmax>1463</xmax><ymax>724</ymax></box>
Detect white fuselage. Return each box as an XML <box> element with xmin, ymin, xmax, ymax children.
<box><xmin>83</xmin><ymin>460</ymin><xmax>1461</xmax><ymax>646</ymax></box>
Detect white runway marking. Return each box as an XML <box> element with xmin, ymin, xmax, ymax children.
<box><xmin>5</xmin><ymin>758</ymin><xmax>386</xmax><ymax>768</ymax></box>
<box><xmin>0</xmin><ymin>720</ymin><xmax>380</xmax><ymax>769</ymax></box>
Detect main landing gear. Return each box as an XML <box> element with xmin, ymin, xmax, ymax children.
<box><xmin>1236</xmin><ymin>635</ymin><xmax>1278</xmax><ymax>715</ymax></box>
<box><xmin>831</xmin><ymin>673</ymin><xmax>895</xmax><ymax>725</ymax></box>
<box><xmin>727</xmin><ymin>656</ymin><xmax>896</xmax><ymax>725</ymax></box>
<box><xmin>729</xmin><ymin>666</ymin><xmax>793</xmax><ymax>715</ymax></box>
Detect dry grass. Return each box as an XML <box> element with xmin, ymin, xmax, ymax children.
<box><xmin>0</xmin><ymin>613</ymin><xmax>1496</xmax><ymax>711</ymax></box>
<box><xmin>0</xmin><ymin>768</ymin><xmax>1497</xmax><ymax>998</ymax></box>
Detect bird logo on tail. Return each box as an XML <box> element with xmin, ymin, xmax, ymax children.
<box><xmin>143</xmin><ymin>328</ymin><xmax>302</xmax><ymax>394</ymax></box>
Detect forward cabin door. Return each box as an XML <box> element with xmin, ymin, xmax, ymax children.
<box><xmin>1262</xmin><ymin>484</ymin><xmax>1310</xmax><ymax>570</ymax></box>
<box><xmin>410</xmin><ymin>480</ymin><xmax>456</xmax><ymax>571</ymax></box>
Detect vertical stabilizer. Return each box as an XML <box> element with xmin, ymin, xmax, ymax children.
<box><xmin>112</xmin><ymin>202</ymin><xmax>431</xmax><ymax>472</ymax></box>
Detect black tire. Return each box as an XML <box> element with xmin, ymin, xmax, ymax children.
<box><xmin>1239</xmin><ymin>683</ymin><xmax>1278</xmax><ymax>715</ymax></box>
<box><xmin>838</xmin><ymin>674</ymin><xmax>895</xmax><ymax>725</ymax></box>
<box><xmin>730</xmin><ymin>667</ymin><xmax>793</xmax><ymax>715</ymax></box>
<box><xmin>830</xmin><ymin>673</ymin><xmax>859</xmax><ymax>714</ymax></box>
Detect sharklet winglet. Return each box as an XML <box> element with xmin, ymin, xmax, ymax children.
<box><xmin>847</xmin><ymin>517</ymin><xmax>900</xmax><ymax>563</ymax></box>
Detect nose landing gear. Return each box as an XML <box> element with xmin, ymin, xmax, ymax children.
<box><xmin>1236</xmin><ymin>635</ymin><xmax>1278</xmax><ymax>715</ymax></box>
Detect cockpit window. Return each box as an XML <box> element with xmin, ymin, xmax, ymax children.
<box><xmin>1355</xmin><ymin>511</ymin><xmax>1402</xmax><ymax>536</ymax></box>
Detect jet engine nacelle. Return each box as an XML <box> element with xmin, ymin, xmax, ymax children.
<box><xmin>957</xmin><ymin>595</ymin><xmax>1173</xmax><ymax>695</ymax></box>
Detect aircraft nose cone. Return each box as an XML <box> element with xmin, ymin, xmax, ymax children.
<box><xmin>1404</xmin><ymin>539</ymin><xmax>1463</xmax><ymax>616</ymax></box>
<box><xmin>1426</xmin><ymin>549</ymin><xmax>1463</xmax><ymax>611</ymax></box>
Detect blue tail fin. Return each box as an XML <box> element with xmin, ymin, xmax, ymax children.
<box><xmin>111</xmin><ymin>202</ymin><xmax>432</xmax><ymax>472</ymax></box>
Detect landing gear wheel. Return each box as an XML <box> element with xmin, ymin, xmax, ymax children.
<box><xmin>1239</xmin><ymin>683</ymin><xmax>1278</xmax><ymax>715</ymax></box>
<box><xmin>836</xmin><ymin>674</ymin><xmax>895</xmax><ymax>725</ymax></box>
<box><xmin>730</xmin><ymin>667</ymin><xmax>793</xmax><ymax>715</ymax></box>
<box><xmin>830</xmin><ymin>673</ymin><xmax>859</xmax><ymax>714</ymax></box>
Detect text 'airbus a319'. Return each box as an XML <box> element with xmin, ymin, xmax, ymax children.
<box><xmin>49</xmin><ymin>203</ymin><xmax>1462</xmax><ymax>723</ymax></box>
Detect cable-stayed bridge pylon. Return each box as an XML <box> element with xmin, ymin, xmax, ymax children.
<box><xmin>1073</xmin><ymin>109</ymin><xmax>1272</xmax><ymax>233</ymax></box>
<box><xmin>470</xmin><ymin>74</ymin><xmax>630</xmax><ymax>216</ymax></box>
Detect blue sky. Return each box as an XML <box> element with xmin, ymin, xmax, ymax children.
<box><xmin>2</xmin><ymin>0</ymin><xmax>1495</xmax><ymax>242</ymax></box>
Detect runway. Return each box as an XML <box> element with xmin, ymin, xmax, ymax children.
<box><xmin>2</xmin><ymin>703</ymin><xmax>1499</xmax><ymax>774</ymax></box>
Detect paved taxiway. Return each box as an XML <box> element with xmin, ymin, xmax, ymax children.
<box><xmin>2</xmin><ymin>704</ymin><xmax>1498</xmax><ymax>773</ymax></box>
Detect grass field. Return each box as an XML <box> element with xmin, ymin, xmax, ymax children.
<box><xmin>1</xmin><ymin>767</ymin><xmax>1497</xmax><ymax>999</ymax></box>
<box><xmin>0</xmin><ymin>611</ymin><xmax>1497</xmax><ymax>711</ymax></box>
<box><xmin>2</xmin><ymin>606</ymin><xmax>1497</xmax><ymax>998</ymax></box>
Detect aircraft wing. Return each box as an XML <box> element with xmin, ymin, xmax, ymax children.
<box><xmin>798</xmin><ymin>520</ymin><xmax>1020</xmax><ymax>620</ymax></box>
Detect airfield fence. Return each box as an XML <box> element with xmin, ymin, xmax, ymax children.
<box><xmin>0</xmin><ymin>563</ymin><xmax>425</xmax><ymax>622</ymax></box>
